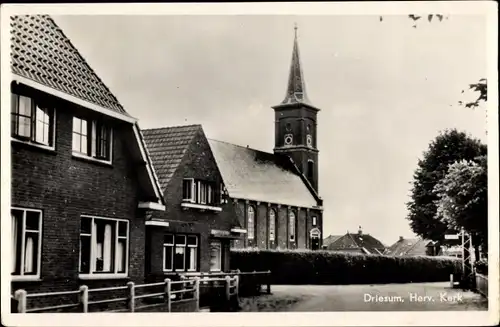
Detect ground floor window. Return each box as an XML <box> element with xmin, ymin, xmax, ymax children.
<box><xmin>209</xmin><ymin>240</ymin><xmax>222</xmax><ymax>271</ymax></box>
<box><xmin>11</xmin><ymin>208</ymin><xmax>42</xmax><ymax>278</ymax></box>
<box><xmin>164</xmin><ymin>234</ymin><xmax>198</xmax><ymax>272</ymax></box>
<box><xmin>79</xmin><ymin>216</ymin><xmax>129</xmax><ymax>276</ymax></box>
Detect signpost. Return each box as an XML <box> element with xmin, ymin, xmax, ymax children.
<box><xmin>445</xmin><ymin>229</ymin><xmax>475</xmax><ymax>290</ymax></box>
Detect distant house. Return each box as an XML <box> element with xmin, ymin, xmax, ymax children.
<box><xmin>142</xmin><ymin>125</ymin><xmax>245</xmax><ymax>279</ymax></box>
<box><xmin>323</xmin><ymin>228</ymin><xmax>386</xmax><ymax>255</ymax></box>
<box><xmin>384</xmin><ymin>237</ymin><xmax>442</xmax><ymax>256</ymax></box>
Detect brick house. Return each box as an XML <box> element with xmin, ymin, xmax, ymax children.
<box><xmin>9</xmin><ymin>14</ymin><xmax>165</xmax><ymax>300</ymax></box>
<box><xmin>208</xmin><ymin>26</ymin><xmax>324</xmax><ymax>250</ymax></box>
<box><xmin>142</xmin><ymin>125</ymin><xmax>245</xmax><ymax>279</ymax></box>
<box><xmin>323</xmin><ymin>228</ymin><xmax>386</xmax><ymax>255</ymax></box>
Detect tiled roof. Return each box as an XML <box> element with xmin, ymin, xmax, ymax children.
<box><xmin>207</xmin><ymin>139</ymin><xmax>319</xmax><ymax>209</ymax></box>
<box><xmin>143</xmin><ymin>125</ymin><xmax>202</xmax><ymax>189</ymax></box>
<box><xmin>384</xmin><ymin>238</ymin><xmax>434</xmax><ymax>256</ymax></box>
<box><xmin>10</xmin><ymin>15</ymin><xmax>128</xmax><ymax>115</ymax></box>
<box><xmin>328</xmin><ymin>233</ymin><xmax>386</xmax><ymax>254</ymax></box>
<box><xmin>323</xmin><ymin>235</ymin><xmax>342</xmax><ymax>247</ymax></box>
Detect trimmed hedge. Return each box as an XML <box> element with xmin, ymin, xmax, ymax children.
<box><xmin>230</xmin><ymin>249</ymin><xmax>461</xmax><ymax>285</ymax></box>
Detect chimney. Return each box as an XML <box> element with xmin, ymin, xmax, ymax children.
<box><xmin>399</xmin><ymin>236</ymin><xmax>404</xmax><ymax>241</ymax></box>
<box><xmin>358</xmin><ymin>226</ymin><xmax>362</xmax><ymax>235</ymax></box>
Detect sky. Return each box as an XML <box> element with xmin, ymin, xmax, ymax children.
<box><xmin>53</xmin><ymin>14</ymin><xmax>488</xmax><ymax>245</ymax></box>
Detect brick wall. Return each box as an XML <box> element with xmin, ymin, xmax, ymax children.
<box><xmin>147</xmin><ymin>130</ymin><xmax>241</xmax><ymax>276</ymax></box>
<box><xmin>11</xmin><ymin>86</ymin><xmax>147</xmax><ymax>300</ymax></box>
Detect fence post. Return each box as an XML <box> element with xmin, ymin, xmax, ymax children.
<box><xmin>165</xmin><ymin>278</ymin><xmax>172</xmax><ymax>313</ymax></box>
<box><xmin>194</xmin><ymin>277</ymin><xmax>200</xmax><ymax>312</ymax></box>
<box><xmin>225</xmin><ymin>275</ymin><xmax>231</xmax><ymax>301</ymax></box>
<box><xmin>127</xmin><ymin>281</ymin><xmax>135</xmax><ymax>312</ymax></box>
<box><xmin>234</xmin><ymin>275</ymin><xmax>240</xmax><ymax>302</ymax></box>
<box><xmin>267</xmin><ymin>270</ymin><xmax>271</xmax><ymax>294</ymax></box>
<box><xmin>79</xmin><ymin>285</ymin><xmax>89</xmax><ymax>313</ymax></box>
<box><xmin>14</xmin><ymin>289</ymin><xmax>27</xmax><ymax>313</ymax></box>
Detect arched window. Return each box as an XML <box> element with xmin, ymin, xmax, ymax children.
<box><xmin>269</xmin><ymin>209</ymin><xmax>276</xmax><ymax>242</ymax></box>
<box><xmin>307</xmin><ymin>160</ymin><xmax>314</xmax><ymax>182</ymax></box>
<box><xmin>247</xmin><ymin>206</ymin><xmax>255</xmax><ymax>240</ymax></box>
<box><xmin>289</xmin><ymin>210</ymin><xmax>296</xmax><ymax>242</ymax></box>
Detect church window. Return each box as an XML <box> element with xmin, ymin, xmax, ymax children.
<box><xmin>269</xmin><ymin>209</ymin><xmax>276</xmax><ymax>242</ymax></box>
<box><xmin>247</xmin><ymin>206</ymin><xmax>255</xmax><ymax>240</ymax></box>
<box><xmin>289</xmin><ymin>210</ymin><xmax>296</xmax><ymax>242</ymax></box>
<box><xmin>307</xmin><ymin>160</ymin><xmax>314</xmax><ymax>182</ymax></box>
<box><xmin>284</xmin><ymin>134</ymin><xmax>293</xmax><ymax>146</ymax></box>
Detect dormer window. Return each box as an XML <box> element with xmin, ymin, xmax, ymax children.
<box><xmin>72</xmin><ymin>117</ymin><xmax>112</xmax><ymax>162</ymax></box>
<box><xmin>11</xmin><ymin>93</ymin><xmax>55</xmax><ymax>148</ymax></box>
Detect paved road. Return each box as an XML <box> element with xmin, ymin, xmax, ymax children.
<box><xmin>240</xmin><ymin>282</ymin><xmax>488</xmax><ymax>312</ymax></box>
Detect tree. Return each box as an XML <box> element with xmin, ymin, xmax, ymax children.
<box><xmin>434</xmin><ymin>156</ymin><xmax>488</xmax><ymax>257</ymax></box>
<box><xmin>460</xmin><ymin>78</ymin><xmax>488</xmax><ymax>109</ymax></box>
<box><xmin>406</xmin><ymin>129</ymin><xmax>487</xmax><ymax>242</ymax></box>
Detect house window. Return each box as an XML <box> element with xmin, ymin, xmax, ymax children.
<box><xmin>11</xmin><ymin>208</ymin><xmax>42</xmax><ymax>278</ymax></box>
<box><xmin>247</xmin><ymin>206</ymin><xmax>255</xmax><ymax>240</ymax></box>
<box><xmin>79</xmin><ymin>216</ymin><xmax>128</xmax><ymax>276</ymax></box>
<box><xmin>11</xmin><ymin>93</ymin><xmax>55</xmax><ymax>147</ymax></box>
<box><xmin>72</xmin><ymin>117</ymin><xmax>112</xmax><ymax>161</ymax></box>
<box><xmin>289</xmin><ymin>211</ymin><xmax>296</xmax><ymax>242</ymax></box>
<box><xmin>269</xmin><ymin>209</ymin><xmax>276</xmax><ymax>242</ymax></box>
<box><xmin>210</xmin><ymin>240</ymin><xmax>222</xmax><ymax>271</ymax></box>
<box><xmin>312</xmin><ymin>216</ymin><xmax>317</xmax><ymax>226</ymax></box>
<box><xmin>163</xmin><ymin>234</ymin><xmax>198</xmax><ymax>272</ymax></box>
<box><xmin>182</xmin><ymin>179</ymin><xmax>216</xmax><ymax>205</ymax></box>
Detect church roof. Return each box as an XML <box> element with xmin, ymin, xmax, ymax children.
<box><xmin>10</xmin><ymin>15</ymin><xmax>128</xmax><ymax>116</ymax></box>
<box><xmin>142</xmin><ymin>125</ymin><xmax>202</xmax><ymax>190</ymax></box>
<box><xmin>208</xmin><ymin>139</ymin><xmax>320</xmax><ymax>209</ymax></box>
<box><xmin>274</xmin><ymin>25</ymin><xmax>319</xmax><ymax>111</ymax></box>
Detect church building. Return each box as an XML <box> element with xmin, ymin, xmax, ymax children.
<box><xmin>212</xmin><ymin>25</ymin><xmax>324</xmax><ymax>250</ymax></box>
<box><xmin>143</xmin><ymin>26</ymin><xmax>323</xmax><ymax>255</ymax></box>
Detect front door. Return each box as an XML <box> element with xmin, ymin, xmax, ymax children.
<box><xmin>311</xmin><ymin>237</ymin><xmax>320</xmax><ymax>250</ymax></box>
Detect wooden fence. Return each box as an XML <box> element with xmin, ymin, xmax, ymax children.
<box><xmin>475</xmin><ymin>273</ymin><xmax>488</xmax><ymax>297</ymax></box>
<box><xmin>12</xmin><ymin>270</ymin><xmax>271</xmax><ymax>313</ymax></box>
<box><xmin>12</xmin><ymin>276</ymin><xmax>240</xmax><ymax>313</ymax></box>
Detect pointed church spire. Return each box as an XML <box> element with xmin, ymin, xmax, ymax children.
<box><xmin>279</xmin><ymin>24</ymin><xmax>312</xmax><ymax>106</ymax></box>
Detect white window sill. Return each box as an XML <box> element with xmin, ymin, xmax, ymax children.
<box><xmin>79</xmin><ymin>273</ymin><xmax>128</xmax><ymax>280</ymax></box>
<box><xmin>11</xmin><ymin>275</ymin><xmax>42</xmax><ymax>282</ymax></box>
<box><xmin>11</xmin><ymin>138</ymin><xmax>55</xmax><ymax>152</ymax></box>
<box><xmin>181</xmin><ymin>202</ymin><xmax>222</xmax><ymax>212</ymax></box>
<box><xmin>72</xmin><ymin>152</ymin><xmax>112</xmax><ymax>166</ymax></box>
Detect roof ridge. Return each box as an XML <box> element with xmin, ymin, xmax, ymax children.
<box><xmin>143</xmin><ymin>124</ymin><xmax>203</xmax><ymax>132</ymax></box>
<box><xmin>208</xmin><ymin>138</ymin><xmax>273</xmax><ymax>155</ymax></box>
<box><xmin>46</xmin><ymin>15</ymin><xmax>127</xmax><ymax>115</ymax></box>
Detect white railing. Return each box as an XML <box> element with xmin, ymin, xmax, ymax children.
<box><xmin>13</xmin><ymin>278</ymin><xmax>204</xmax><ymax>313</ymax></box>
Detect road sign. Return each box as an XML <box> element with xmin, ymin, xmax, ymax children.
<box><xmin>445</xmin><ymin>234</ymin><xmax>460</xmax><ymax>240</ymax></box>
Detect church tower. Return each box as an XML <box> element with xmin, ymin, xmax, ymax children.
<box><xmin>273</xmin><ymin>25</ymin><xmax>320</xmax><ymax>192</ymax></box>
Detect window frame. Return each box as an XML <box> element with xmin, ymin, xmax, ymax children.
<box><xmin>182</xmin><ymin>179</ymin><xmax>218</xmax><ymax>207</ymax></box>
<box><xmin>11</xmin><ymin>207</ymin><xmax>43</xmax><ymax>281</ymax></box>
<box><xmin>182</xmin><ymin>178</ymin><xmax>195</xmax><ymax>203</ymax></box>
<box><xmin>163</xmin><ymin>233</ymin><xmax>199</xmax><ymax>273</ymax></box>
<box><xmin>72</xmin><ymin>116</ymin><xmax>113</xmax><ymax>164</ymax></box>
<box><xmin>209</xmin><ymin>240</ymin><xmax>222</xmax><ymax>272</ymax></box>
<box><xmin>247</xmin><ymin>205</ymin><xmax>256</xmax><ymax>240</ymax></box>
<box><xmin>78</xmin><ymin>215</ymin><xmax>129</xmax><ymax>279</ymax></box>
<box><xmin>11</xmin><ymin>93</ymin><xmax>56</xmax><ymax>151</ymax></box>
<box><xmin>289</xmin><ymin>210</ymin><xmax>296</xmax><ymax>242</ymax></box>
<box><xmin>312</xmin><ymin>216</ymin><xmax>317</xmax><ymax>227</ymax></box>
<box><xmin>269</xmin><ymin>208</ymin><xmax>276</xmax><ymax>242</ymax></box>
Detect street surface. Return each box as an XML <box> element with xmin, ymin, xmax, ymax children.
<box><xmin>239</xmin><ymin>282</ymin><xmax>488</xmax><ymax>312</ymax></box>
